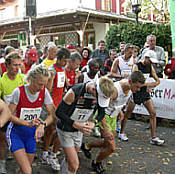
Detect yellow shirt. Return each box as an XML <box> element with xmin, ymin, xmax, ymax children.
<box><xmin>42</xmin><ymin>58</ymin><xmax>56</xmax><ymax>68</ymax></box>
<box><xmin>0</xmin><ymin>72</ymin><xmax>26</xmax><ymax>105</ymax></box>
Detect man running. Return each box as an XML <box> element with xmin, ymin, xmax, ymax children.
<box><xmin>56</xmin><ymin>77</ymin><xmax>115</xmax><ymax>174</ymax></box>
<box><xmin>82</xmin><ymin>71</ymin><xmax>145</xmax><ymax>174</ymax></box>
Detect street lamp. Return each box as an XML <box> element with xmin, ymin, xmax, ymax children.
<box><xmin>131</xmin><ymin>0</ymin><xmax>141</xmax><ymax>24</ymax></box>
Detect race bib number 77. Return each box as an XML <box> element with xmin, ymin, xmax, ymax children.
<box><xmin>20</xmin><ymin>107</ymin><xmax>42</xmax><ymax>121</ymax></box>
<box><xmin>71</xmin><ymin>108</ymin><xmax>94</xmax><ymax>122</ymax></box>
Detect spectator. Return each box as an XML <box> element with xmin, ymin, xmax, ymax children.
<box><xmin>104</xmin><ymin>49</ymin><xmax>117</xmax><ymax>74</ymax></box>
<box><xmin>142</xmin><ymin>35</ymin><xmax>166</xmax><ymax>78</ymax></box>
<box><xmin>80</xmin><ymin>48</ymin><xmax>91</xmax><ymax>69</ymax></box>
<box><xmin>117</xmin><ymin>41</ymin><xmax>126</xmax><ymax>57</ymax></box>
<box><xmin>132</xmin><ymin>45</ymin><xmax>140</xmax><ymax>63</ymax></box>
<box><xmin>91</xmin><ymin>40</ymin><xmax>109</xmax><ymax>71</ymax></box>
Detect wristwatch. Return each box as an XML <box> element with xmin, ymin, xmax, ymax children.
<box><xmin>40</xmin><ymin>120</ymin><xmax>47</xmax><ymax>128</ymax></box>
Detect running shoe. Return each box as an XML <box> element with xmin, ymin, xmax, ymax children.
<box><xmin>0</xmin><ymin>160</ymin><xmax>7</xmax><ymax>174</ymax></box>
<box><xmin>48</xmin><ymin>157</ymin><xmax>60</xmax><ymax>171</ymax></box>
<box><xmin>42</xmin><ymin>151</ymin><xmax>50</xmax><ymax>163</ymax></box>
<box><xmin>118</xmin><ymin>133</ymin><xmax>128</xmax><ymax>141</ymax></box>
<box><xmin>91</xmin><ymin>160</ymin><xmax>106</xmax><ymax>174</ymax></box>
<box><xmin>81</xmin><ymin>142</ymin><xmax>92</xmax><ymax>159</ymax></box>
<box><xmin>150</xmin><ymin>137</ymin><xmax>165</xmax><ymax>146</ymax></box>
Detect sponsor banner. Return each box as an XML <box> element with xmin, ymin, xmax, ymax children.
<box><xmin>133</xmin><ymin>78</ymin><xmax>175</xmax><ymax>120</ymax></box>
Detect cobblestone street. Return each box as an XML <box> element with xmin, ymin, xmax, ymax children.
<box><xmin>6</xmin><ymin>117</ymin><xmax>175</xmax><ymax>174</ymax></box>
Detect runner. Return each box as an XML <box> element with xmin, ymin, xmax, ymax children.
<box><xmin>42</xmin><ymin>48</ymin><xmax>70</xmax><ymax>171</ymax></box>
<box><xmin>81</xmin><ymin>71</ymin><xmax>145</xmax><ymax>174</ymax></box>
<box><xmin>120</xmin><ymin>50</ymin><xmax>165</xmax><ymax>145</ymax></box>
<box><xmin>0</xmin><ymin>51</ymin><xmax>26</xmax><ymax>174</ymax></box>
<box><xmin>6</xmin><ymin>64</ymin><xmax>56</xmax><ymax>174</ymax></box>
<box><xmin>56</xmin><ymin>77</ymin><xmax>115</xmax><ymax>174</ymax></box>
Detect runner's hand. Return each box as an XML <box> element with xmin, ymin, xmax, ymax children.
<box><xmin>85</xmin><ymin>121</ymin><xmax>95</xmax><ymax>130</ymax></box>
<box><xmin>73</xmin><ymin>122</ymin><xmax>93</xmax><ymax>135</ymax></box>
<box><xmin>35</xmin><ymin>124</ymin><xmax>45</xmax><ymax>141</ymax></box>
<box><xmin>28</xmin><ymin>118</ymin><xmax>42</xmax><ymax>127</ymax></box>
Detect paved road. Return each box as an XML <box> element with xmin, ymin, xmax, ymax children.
<box><xmin>6</xmin><ymin>117</ymin><xmax>175</xmax><ymax>174</ymax></box>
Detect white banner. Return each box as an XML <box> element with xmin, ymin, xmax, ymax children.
<box><xmin>133</xmin><ymin>78</ymin><xmax>175</xmax><ymax>120</ymax></box>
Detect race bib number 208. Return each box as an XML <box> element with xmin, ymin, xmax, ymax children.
<box><xmin>20</xmin><ymin>107</ymin><xmax>42</xmax><ymax>121</ymax></box>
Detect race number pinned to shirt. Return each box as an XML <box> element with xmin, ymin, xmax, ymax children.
<box><xmin>57</xmin><ymin>72</ymin><xmax>65</xmax><ymax>88</ymax></box>
<box><xmin>71</xmin><ymin>108</ymin><xmax>94</xmax><ymax>122</ymax></box>
<box><xmin>121</xmin><ymin>70</ymin><xmax>131</xmax><ymax>76</ymax></box>
<box><xmin>20</xmin><ymin>107</ymin><xmax>42</xmax><ymax>121</ymax></box>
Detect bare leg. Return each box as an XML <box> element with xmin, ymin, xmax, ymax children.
<box><xmin>51</xmin><ymin>131</ymin><xmax>61</xmax><ymax>153</ymax></box>
<box><xmin>63</xmin><ymin>146</ymin><xmax>79</xmax><ymax>173</ymax></box>
<box><xmin>143</xmin><ymin>99</ymin><xmax>156</xmax><ymax>137</ymax></box>
<box><xmin>13</xmin><ymin>149</ymin><xmax>34</xmax><ymax>174</ymax></box>
<box><xmin>120</xmin><ymin>100</ymin><xmax>136</xmax><ymax>134</ymax></box>
<box><xmin>96</xmin><ymin>131</ymin><xmax>116</xmax><ymax>162</ymax></box>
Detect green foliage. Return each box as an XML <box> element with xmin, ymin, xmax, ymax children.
<box><xmin>105</xmin><ymin>22</ymin><xmax>171</xmax><ymax>52</ymax></box>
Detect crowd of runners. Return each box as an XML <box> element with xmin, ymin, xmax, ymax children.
<box><xmin>0</xmin><ymin>34</ymin><xmax>167</xmax><ymax>174</ymax></box>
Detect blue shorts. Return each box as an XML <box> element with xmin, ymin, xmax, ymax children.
<box><xmin>6</xmin><ymin>123</ymin><xmax>36</xmax><ymax>154</ymax></box>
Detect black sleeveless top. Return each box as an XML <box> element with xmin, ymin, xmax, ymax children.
<box><xmin>133</xmin><ymin>62</ymin><xmax>151</xmax><ymax>105</ymax></box>
<box><xmin>56</xmin><ymin>83</ymin><xmax>104</xmax><ymax>132</ymax></box>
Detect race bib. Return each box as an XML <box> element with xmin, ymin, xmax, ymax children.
<box><xmin>57</xmin><ymin>72</ymin><xmax>65</xmax><ymax>88</ymax></box>
<box><xmin>121</xmin><ymin>70</ymin><xmax>131</xmax><ymax>76</ymax></box>
<box><xmin>71</xmin><ymin>108</ymin><xmax>94</xmax><ymax>122</ymax></box>
<box><xmin>84</xmin><ymin>93</ymin><xmax>95</xmax><ymax>99</ymax></box>
<box><xmin>143</xmin><ymin>73</ymin><xmax>150</xmax><ymax>78</ymax></box>
<box><xmin>20</xmin><ymin>107</ymin><xmax>42</xmax><ymax>121</ymax></box>
<box><xmin>110</xmin><ymin>105</ymin><xmax>124</xmax><ymax>118</ymax></box>
<box><xmin>4</xmin><ymin>95</ymin><xmax>12</xmax><ymax>106</ymax></box>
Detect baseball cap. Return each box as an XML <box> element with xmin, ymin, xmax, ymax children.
<box><xmin>26</xmin><ymin>49</ymin><xmax>38</xmax><ymax>61</ymax></box>
<box><xmin>144</xmin><ymin>50</ymin><xmax>158</xmax><ymax>63</ymax></box>
<box><xmin>96</xmin><ymin>79</ymin><xmax>110</xmax><ymax>107</ymax></box>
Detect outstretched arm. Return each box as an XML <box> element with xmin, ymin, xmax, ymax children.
<box><xmin>0</xmin><ymin>99</ymin><xmax>12</xmax><ymax>128</ymax></box>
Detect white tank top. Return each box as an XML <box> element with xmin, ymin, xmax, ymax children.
<box><xmin>105</xmin><ymin>81</ymin><xmax>132</xmax><ymax>117</ymax></box>
<box><xmin>116</xmin><ymin>56</ymin><xmax>134</xmax><ymax>75</ymax></box>
<box><xmin>83</xmin><ymin>72</ymin><xmax>95</xmax><ymax>83</ymax></box>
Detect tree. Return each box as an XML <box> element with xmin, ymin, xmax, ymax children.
<box><xmin>105</xmin><ymin>22</ymin><xmax>171</xmax><ymax>53</ymax></box>
<box><xmin>122</xmin><ymin>0</ymin><xmax>170</xmax><ymax>23</ymax></box>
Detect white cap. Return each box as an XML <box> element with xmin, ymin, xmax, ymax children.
<box><xmin>144</xmin><ymin>50</ymin><xmax>158</xmax><ymax>63</ymax></box>
<box><xmin>47</xmin><ymin>42</ymin><xmax>56</xmax><ymax>49</ymax></box>
<box><xmin>96</xmin><ymin>79</ymin><xmax>110</xmax><ymax>107</ymax></box>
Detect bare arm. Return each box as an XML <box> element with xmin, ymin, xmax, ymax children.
<box><xmin>145</xmin><ymin>65</ymin><xmax>160</xmax><ymax>88</ymax></box>
<box><xmin>132</xmin><ymin>64</ymin><xmax>139</xmax><ymax>71</ymax></box>
<box><xmin>0</xmin><ymin>99</ymin><xmax>12</xmax><ymax>128</ymax></box>
<box><xmin>109</xmin><ymin>58</ymin><xmax>122</xmax><ymax>78</ymax></box>
<box><xmin>46</xmin><ymin>71</ymin><xmax>55</xmax><ymax>93</ymax></box>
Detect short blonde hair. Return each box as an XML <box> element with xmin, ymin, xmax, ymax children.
<box><xmin>25</xmin><ymin>64</ymin><xmax>50</xmax><ymax>82</ymax></box>
<box><xmin>99</xmin><ymin>77</ymin><xmax>114</xmax><ymax>98</ymax></box>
